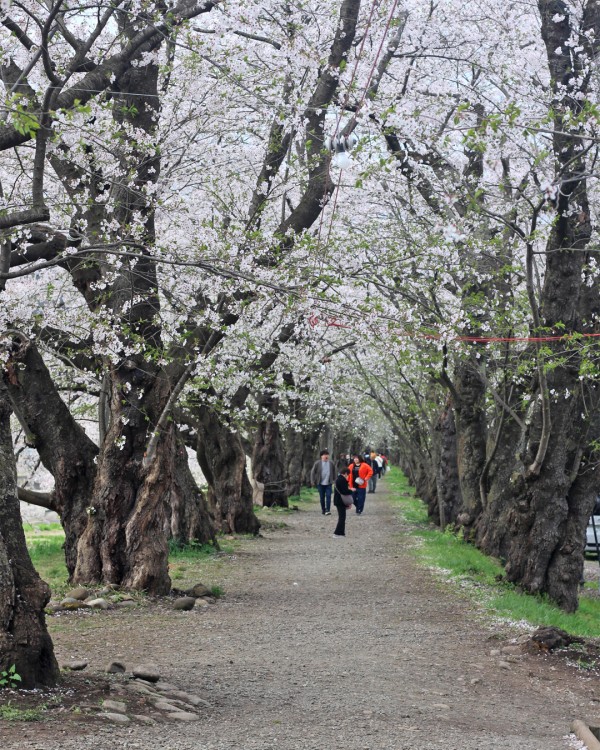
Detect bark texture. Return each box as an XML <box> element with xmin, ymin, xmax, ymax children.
<box><xmin>73</xmin><ymin>365</ymin><xmax>172</xmax><ymax>593</ymax></box>
<box><xmin>195</xmin><ymin>405</ymin><xmax>260</xmax><ymax>535</ymax></box>
<box><xmin>285</xmin><ymin>428</ymin><xmax>305</xmax><ymax>497</ymax></box>
<box><xmin>435</xmin><ymin>404</ymin><xmax>462</xmax><ymax>529</ymax></box>
<box><xmin>5</xmin><ymin>341</ymin><xmax>97</xmax><ymax>577</ymax></box>
<box><xmin>452</xmin><ymin>359</ymin><xmax>487</xmax><ymax>528</ymax></box>
<box><xmin>252</xmin><ymin>396</ymin><xmax>288</xmax><ymax>508</ymax></box>
<box><xmin>170</xmin><ymin>431</ymin><xmax>216</xmax><ymax>545</ymax></box>
<box><xmin>0</xmin><ymin>383</ymin><xmax>59</xmax><ymax>687</ymax></box>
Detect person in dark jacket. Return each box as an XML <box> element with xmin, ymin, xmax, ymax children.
<box><xmin>310</xmin><ymin>449</ymin><xmax>336</xmax><ymax>515</ymax></box>
<box><xmin>333</xmin><ymin>467</ymin><xmax>352</xmax><ymax>537</ymax></box>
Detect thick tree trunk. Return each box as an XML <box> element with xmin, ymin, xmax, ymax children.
<box><xmin>194</xmin><ymin>405</ymin><xmax>260</xmax><ymax>535</ymax></box>
<box><xmin>476</xmin><ymin>394</ymin><xmax>524</xmax><ymax>559</ymax></box>
<box><xmin>170</xmin><ymin>431</ymin><xmax>216</xmax><ymax>545</ymax></box>
<box><xmin>73</xmin><ymin>366</ymin><xmax>172</xmax><ymax>594</ymax></box>
<box><xmin>252</xmin><ymin>412</ymin><xmax>288</xmax><ymax>508</ymax></box>
<box><xmin>411</xmin><ymin>455</ymin><xmax>437</xmax><ymax>512</ymax></box>
<box><xmin>452</xmin><ymin>359</ymin><xmax>487</xmax><ymax>530</ymax></box>
<box><xmin>480</xmin><ymin>381</ymin><xmax>599</xmax><ymax>611</ymax></box>
<box><xmin>285</xmin><ymin>428</ymin><xmax>304</xmax><ymax>497</ymax></box>
<box><xmin>0</xmin><ymin>383</ymin><xmax>59</xmax><ymax>687</ymax></box>
<box><xmin>285</xmin><ymin>426</ymin><xmax>320</xmax><ymax>496</ymax></box>
<box><xmin>301</xmin><ymin>429</ymin><xmax>320</xmax><ymax>487</ymax></box>
<box><xmin>476</xmin><ymin>305</ymin><xmax>600</xmax><ymax>614</ymax></box>
<box><xmin>73</xmin><ymin>47</ymin><xmax>177</xmax><ymax>594</ymax></box>
<box><xmin>545</xmin><ymin>468</ymin><xmax>599</xmax><ymax>605</ymax></box>
<box><xmin>6</xmin><ymin>341</ymin><xmax>98</xmax><ymax>578</ymax></box>
<box><xmin>435</xmin><ymin>403</ymin><xmax>462</xmax><ymax>529</ymax></box>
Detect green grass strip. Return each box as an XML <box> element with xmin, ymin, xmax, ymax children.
<box><xmin>24</xmin><ymin>526</ymin><xmax>69</xmax><ymax>597</ymax></box>
<box><xmin>0</xmin><ymin>704</ymin><xmax>43</xmax><ymax>721</ymax></box>
<box><xmin>387</xmin><ymin>467</ymin><xmax>600</xmax><ymax>638</ymax></box>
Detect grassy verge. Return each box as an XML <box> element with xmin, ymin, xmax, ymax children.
<box><xmin>23</xmin><ymin>523</ymin><xmax>69</xmax><ymax>598</ymax></box>
<box><xmin>387</xmin><ymin>467</ymin><xmax>600</xmax><ymax>638</ymax></box>
<box><xmin>254</xmin><ymin>485</ymin><xmax>318</xmax><ymax>528</ymax></box>
<box><xmin>23</xmin><ymin>522</ymin><xmax>246</xmax><ymax>598</ymax></box>
<box><xmin>168</xmin><ymin>538</ymin><xmax>235</xmax><ymax>591</ymax></box>
<box><xmin>0</xmin><ymin>703</ymin><xmax>44</xmax><ymax>721</ymax></box>
<box><xmin>257</xmin><ymin>485</ymin><xmax>317</xmax><ymax>512</ymax></box>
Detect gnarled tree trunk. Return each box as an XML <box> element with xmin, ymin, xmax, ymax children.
<box><xmin>285</xmin><ymin>428</ymin><xmax>305</xmax><ymax>497</ymax></box>
<box><xmin>194</xmin><ymin>405</ymin><xmax>260</xmax><ymax>535</ymax></box>
<box><xmin>0</xmin><ymin>382</ymin><xmax>59</xmax><ymax>687</ymax></box>
<box><xmin>252</xmin><ymin>395</ymin><xmax>288</xmax><ymax>508</ymax></box>
<box><xmin>73</xmin><ymin>366</ymin><xmax>172</xmax><ymax>594</ymax></box>
<box><xmin>452</xmin><ymin>359</ymin><xmax>487</xmax><ymax>529</ymax></box>
<box><xmin>6</xmin><ymin>340</ymin><xmax>98</xmax><ymax>578</ymax></box>
<box><xmin>170</xmin><ymin>431</ymin><xmax>216</xmax><ymax>544</ymax></box>
<box><xmin>301</xmin><ymin>429</ymin><xmax>320</xmax><ymax>487</ymax></box>
<box><xmin>435</xmin><ymin>402</ymin><xmax>462</xmax><ymax>529</ymax></box>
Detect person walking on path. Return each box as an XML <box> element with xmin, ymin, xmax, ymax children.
<box><xmin>368</xmin><ymin>451</ymin><xmax>378</xmax><ymax>493</ymax></box>
<box><xmin>311</xmin><ymin>449</ymin><xmax>336</xmax><ymax>515</ymax></box>
<box><xmin>333</xmin><ymin>467</ymin><xmax>352</xmax><ymax>537</ymax></box>
<box><xmin>348</xmin><ymin>454</ymin><xmax>373</xmax><ymax>515</ymax></box>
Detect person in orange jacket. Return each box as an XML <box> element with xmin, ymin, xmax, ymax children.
<box><xmin>348</xmin><ymin>454</ymin><xmax>373</xmax><ymax>515</ymax></box>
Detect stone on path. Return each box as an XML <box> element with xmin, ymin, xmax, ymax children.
<box><xmin>530</xmin><ymin>625</ymin><xmax>583</xmax><ymax>652</ymax></box>
<box><xmin>65</xmin><ymin>587</ymin><xmax>90</xmax><ymax>601</ymax></box>
<box><xmin>132</xmin><ymin>664</ymin><xmax>161</xmax><ymax>682</ymax></box>
<box><xmin>154</xmin><ymin>700</ymin><xmax>183</xmax><ymax>712</ymax></box>
<box><xmin>86</xmin><ymin>598</ymin><xmax>110</xmax><ymax>610</ymax></box>
<box><xmin>59</xmin><ymin>599</ymin><xmax>88</xmax><ymax>610</ymax></box>
<box><xmin>100</xmin><ymin>712</ymin><xmax>130</xmax><ymax>724</ymax></box>
<box><xmin>61</xmin><ymin>660</ymin><xmax>88</xmax><ymax>671</ymax></box>
<box><xmin>184</xmin><ymin>694</ymin><xmax>210</xmax><ymax>707</ymax></box>
<box><xmin>173</xmin><ymin>596</ymin><xmax>196</xmax><ymax>611</ymax></box>
<box><xmin>125</xmin><ymin>683</ymin><xmax>155</xmax><ymax>695</ymax></box>
<box><xmin>160</xmin><ymin>689</ymin><xmax>209</xmax><ymax>707</ymax></box>
<box><xmin>102</xmin><ymin>700</ymin><xmax>128</xmax><ymax>713</ymax></box>
<box><xmin>154</xmin><ymin>681</ymin><xmax>178</xmax><ymax>692</ymax></box>
<box><xmin>184</xmin><ymin>583</ymin><xmax>211</xmax><ymax>598</ymax></box>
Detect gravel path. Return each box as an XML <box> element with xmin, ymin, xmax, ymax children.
<box><xmin>7</xmin><ymin>483</ymin><xmax>598</xmax><ymax>750</ymax></box>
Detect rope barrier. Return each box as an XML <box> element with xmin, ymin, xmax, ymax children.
<box><xmin>307</xmin><ymin>313</ymin><xmax>600</xmax><ymax>345</ymax></box>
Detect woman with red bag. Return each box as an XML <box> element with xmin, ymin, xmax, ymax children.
<box><xmin>348</xmin><ymin>454</ymin><xmax>373</xmax><ymax>515</ymax></box>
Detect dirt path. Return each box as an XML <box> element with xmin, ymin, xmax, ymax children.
<box><xmin>6</xmin><ymin>483</ymin><xmax>598</xmax><ymax>750</ymax></box>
